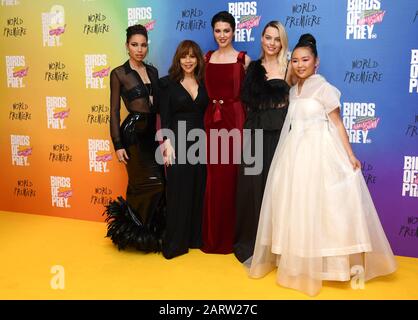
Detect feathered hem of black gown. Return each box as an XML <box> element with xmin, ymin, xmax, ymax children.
<box><xmin>103</xmin><ymin>196</ymin><xmax>165</xmax><ymax>253</ymax></box>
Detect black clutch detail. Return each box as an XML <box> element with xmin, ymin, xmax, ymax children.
<box><xmin>103</xmin><ymin>196</ymin><xmax>165</xmax><ymax>253</ymax></box>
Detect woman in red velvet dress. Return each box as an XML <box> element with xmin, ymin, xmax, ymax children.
<box><xmin>202</xmin><ymin>11</ymin><xmax>251</xmax><ymax>254</ymax></box>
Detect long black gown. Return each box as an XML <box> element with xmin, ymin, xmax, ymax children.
<box><xmin>104</xmin><ymin>60</ymin><xmax>165</xmax><ymax>252</ymax></box>
<box><xmin>159</xmin><ymin>76</ymin><xmax>208</xmax><ymax>259</ymax></box>
<box><xmin>234</xmin><ymin>59</ymin><xmax>290</xmax><ymax>262</ymax></box>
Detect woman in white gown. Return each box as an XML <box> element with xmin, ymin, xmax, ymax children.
<box><xmin>247</xmin><ymin>34</ymin><xmax>397</xmax><ymax>296</ymax></box>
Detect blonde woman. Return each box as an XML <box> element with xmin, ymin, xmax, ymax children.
<box><xmin>234</xmin><ymin>21</ymin><xmax>290</xmax><ymax>262</ymax></box>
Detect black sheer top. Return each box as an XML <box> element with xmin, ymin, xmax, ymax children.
<box><xmin>241</xmin><ymin>59</ymin><xmax>289</xmax><ymax>111</ymax></box>
<box><xmin>110</xmin><ymin>60</ymin><xmax>159</xmax><ymax>150</ymax></box>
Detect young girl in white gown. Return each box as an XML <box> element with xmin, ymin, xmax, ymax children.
<box><xmin>246</xmin><ymin>34</ymin><xmax>397</xmax><ymax>296</ymax></box>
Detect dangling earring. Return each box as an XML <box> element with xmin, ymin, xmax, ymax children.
<box><xmin>315</xmin><ymin>64</ymin><xmax>319</xmax><ymax>74</ymax></box>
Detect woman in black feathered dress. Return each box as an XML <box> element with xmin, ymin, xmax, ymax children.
<box><xmin>103</xmin><ymin>25</ymin><xmax>165</xmax><ymax>253</ymax></box>
<box><xmin>234</xmin><ymin>21</ymin><xmax>291</xmax><ymax>263</ymax></box>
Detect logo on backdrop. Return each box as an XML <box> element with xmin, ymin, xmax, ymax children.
<box><xmin>85</xmin><ymin>54</ymin><xmax>109</xmax><ymax>89</ymax></box>
<box><xmin>346</xmin><ymin>0</ymin><xmax>385</xmax><ymax>40</ymax></box>
<box><xmin>46</xmin><ymin>96</ymin><xmax>69</xmax><ymax>129</ymax></box>
<box><xmin>228</xmin><ymin>1</ymin><xmax>260</xmax><ymax>42</ymax></box>
<box><xmin>9</xmin><ymin>102</ymin><xmax>31</xmax><ymax>121</ymax></box>
<box><xmin>6</xmin><ymin>55</ymin><xmax>28</xmax><ymax>88</ymax></box>
<box><xmin>42</xmin><ymin>5</ymin><xmax>66</xmax><ymax>47</ymax></box>
<box><xmin>361</xmin><ymin>161</ymin><xmax>377</xmax><ymax>185</ymax></box>
<box><xmin>344</xmin><ymin>58</ymin><xmax>382</xmax><ymax>84</ymax></box>
<box><xmin>342</xmin><ymin>102</ymin><xmax>380</xmax><ymax>144</ymax></box>
<box><xmin>176</xmin><ymin>7</ymin><xmax>206</xmax><ymax>31</ymax></box>
<box><xmin>87</xmin><ymin>104</ymin><xmax>110</xmax><ymax>125</ymax></box>
<box><xmin>285</xmin><ymin>1</ymin><xmax>321</xmax><ymax>29</ymax></box>
<box><xmin>91</xmin><ymin>186</ymin><xmax>112</xmax><ymax>206</ymax></box>
<box><xmin>10</xmin><ymin>135</ymin><xmax>31</xmax><ymax>166</ymax></box>
<box><xmin>49</xmin><ymin>144</ymin><xmax>72</xmax><ymax>163</ymax></box>
<box><xmin>1</xmin><ymin>0</ymin><xmax>20</xmax><ymax>6</ymax></box>
<box><xmin>50</xmin><ymin>176</ymin><xmax>72</xmax><ymax>208</ymax></box>
<box><xmin>45</xmin><ymin>61</ymin><xmax>69</xmax><ymax>82</ymax></box>
<box><xmin>402</xmin><ymin>156</ymin><xmax>418</xmax><ymax>198</ymax></box>
<box><xmin>4</xmin><ymin>16</ymin><xmax>26</xmax><ymax>37</ymax></box>
<box><xmin>409</xmin><ymin>50</ymin><xmax>418</xmax><ymax>93</ymax></box>
<box><xmin>14</xmin><ymin>179</ymin><xmax>36</xmax><ymax>198</ymax></box>
<box><xmin>399</xmin><ymin>216</ymin><xmax>418</xmax><ymax>239</ymax></box>
<box><xmin>83</xmin><ymin>12</ymin><xmax>110</xmax><ymax>35</ymax></box>
<box><xmin>127</xmin><ymin>7</ymin><xmax>155</xmax><ymax>31</ymax></box>
<box><xmin>88</xmin><ymin>139</ymin><xmax>112</xmax><ymax>173</ymax></box>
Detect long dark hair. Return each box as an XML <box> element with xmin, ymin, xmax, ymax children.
<box><xmin>168</xmin><ymin>40</ymin><xmax>205</xmax><ymax>83</ymax></box>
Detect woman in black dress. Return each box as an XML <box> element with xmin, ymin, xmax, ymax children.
<box><xmin>234</xmin><ymin>21</ymin><xmax>290</xmax><ymax>262</ymax></box>
<box><xmin>159</xmin><ymin>40</ymin><xmax>208</xmax><ymax>259</ymax></box>
<box><xmin>104</xmin><ymin>24</ymin><xmax>165</xmax><ymax>252</ymax></box>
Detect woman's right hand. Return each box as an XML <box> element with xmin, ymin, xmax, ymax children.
<box><xmin>116</xmin><ymin>148</ymin><xmax>129</xmax><ymax>165</ymax></box>
<box><xmin>349</xmin><ymin>153</ymin><xmax>361</xmax><ymax>171</ymax></box>
<box><xmin>163</xmin><ymin>139</ymin><xmax>176</xmax><ymax>166</ymax></box>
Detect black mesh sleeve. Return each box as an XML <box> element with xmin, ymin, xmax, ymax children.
<box><xmin>109</xmin><ymin>69</ymin><xmax>124</xmax><ymax>150</ymax></box>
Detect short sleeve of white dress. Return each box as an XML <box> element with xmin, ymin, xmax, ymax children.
<box><xmin>318</xmin><ymin>82</ymin><xmax>341</xmax><ymax>114</ymax></box>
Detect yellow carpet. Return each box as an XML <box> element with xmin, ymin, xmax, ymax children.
<box><xmin>0</xmin><ymin>211</ymin><xmax>417</xmax><ymax>300</ymax></box>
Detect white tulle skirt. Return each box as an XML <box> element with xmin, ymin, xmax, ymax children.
<box><xmin>246</xmin><ymin>119</ymin><xmax>397</xmax><ymax>296</ymax></box>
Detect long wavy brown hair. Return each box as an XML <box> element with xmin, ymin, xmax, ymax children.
<box><xmin>168</xmin><ymin>40</ymin><xmax>205</xmax><ymax>83</ymax></box>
